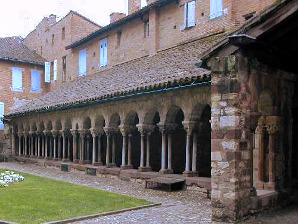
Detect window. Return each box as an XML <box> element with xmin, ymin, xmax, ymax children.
<box><xmin>31</xmin><ymin>70</ymin><xmax>41</xmax><ymax>92</ymax></box>
<box><xmin>210</xmin><ymin>0</ymin><xmax>223</xmax><ymax>19</ymax></box>
<box><xmin>62</xmin><ymin>56</ymin><xmax>67</xmax><ymax>82</ymax></box>
<box><xmin>62</xmin><ymin>27</ymin><xmax>65</xmax><ymax>40</ymax></box>
<box><xmin>11</xmin><ymin>67</ymin><xmax>23</xmax><ymax>91</ymax></box>
<box><xmin>0</xmin><ymin>102</ymin><xmax>4</xmax><ymax>130</ymax></box>
<box><xmin>53</xmin><ymin>59</ymin><xmax>57</xmax><ymax>81</ymax></box>
<box><xmin>100</xmin><ymin>38</ymin><xmax>108</xmax><ymax>67</ymax></box>
<box><xmin>144</xmin><ymin>21</ymin><xmax>150</xmax><ymax>38</ymax></box>
<box><xmin>79</xmin><ymin>49</ymin><xmax>87</xmax><ymax>76</ymax></box>
<box><xmin>182</xmin><ymin>1</ymin><xmax>196</xmax><ymax>29</ymax></box>
<box><xmin>45</xmin><ymin>62</ymin><xmax>51</xmax><ymax>82</ymax></box>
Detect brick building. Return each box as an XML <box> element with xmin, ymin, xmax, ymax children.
<box><xmin>24</xmin><ymin>11</ymin><xmax>100</xmax><ymax>88</ymax></box>
<box><xmin>0</xmin><ymin>37</ymin><xmax>48</xmax><ymax>140</ymax></box>
<box><xmin>3</xmin><ymin>0</ymin><xmax>298</xmax><ymax>222</ymax></box>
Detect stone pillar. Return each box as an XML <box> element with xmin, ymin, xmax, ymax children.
<box><xmin>18</xmin><ymin>133</ymin><xmax>22</xmax><ymax>156</ymax></box>
<box><xmin>11</xmin><ymin>130</ymin><xmax>16</xmax><ymax>155</ymax></box>
<box><xmin>192</xmin><ymin>132</ymin><xmax>198</xmax><ymax>176</ymax></box>
<box><xmin>57</xmin><ymin>135</ymin><xmax>62</xmax><ymax>160</ymax></box>
<box><xmin>49</xmin><ymin>135</ymin><xmax>53</xmax><ymax>158</ymax></box>
<box><xmin>78</xmin><ymin>129</ymin><xmax>87</xmax><ymax>164</ymax></box>
<box><xmin>90</xmin><ymin>128</ymin><xmax>103</xmax><ymax>166</ymax></box>
<box><xmin>35</xmin><ymin>134</ymin><xmax>38</xmax><ymax>157</ymax></box>
<box><xmin>61</xmin><ymin>130</ymin><xmax>68</xmax><ymax>162</ymax></box>
<box><xmin>146</xmin><ymin>131</ymin><xmax>152</xmax><ymax>171</ymax></box>
<box><xmin>51</xmin><ymin>130</ymin><xmax>58</xmax><ymax>160</ymax></box>
<box><xmin>37</xmin><ymin>132</ymin><xmax>41</xmax><ymax>158</ymax></box>
<box><xmin>137</xmin><ymin>125</ymin><xmax>146</xmax><ymax>172</ymax></box>
<box><xmin>97</xmin><ymin>134</ymin><xmax>103</xmax><ymax>165</ymax></box>
<box><xmin>105</xmin><ymin>130</ymin><xmax>111</xmax><ymax>166</ymax></box>
<box><xmin>127</xmin><ymin>134</ymin><xmax>132</xmax><ymax>167</ymax></box>
<box><xmin>71</xmin><ymin>129</ymin><xmax>78</xmax><ymax>163</ymax></box>
<box><xmin>167</xmin><ymin>132</ymin><xmax>173</xmax><ymax>173</ymax></box>
<box><xmin>86</xmin><ymin>133</ymin><xmax>91</xmax><ymax>164</ymax></box>
<box><xmin>68</xmin><ymin>135</ymin><xmax>71</xmax><ymax>161</ymax></box>
<box><xmin>43</xmin><ymin>131</ymin><xmax>48</xmax><ymax>159</ymax></box>
<box><xmin>41</xmin><ymin>135</ymin><xmax>44</xmax><ymax>157</ymax></box>
<box><xmin>158</xmin><ymin>125</ymin><xmax>167</xmax><ymax>173</ymax></box>
<box><xmin>111</xmin><ymin>134</ymin><xmax>116</xmax><ymax>166</ymax></box>
<box><xmin>209</xmin><ymin>55</ymin><xmax>251</xmax><ymax>221</ymax></box>
<box><xmin>29</xmin><ymin>131</ymin><xmax>33</xmax><ymax>157</ymax></box>
<box><xmin>183</xmin><ymin>121</ymin><xmax>195</xmax><ymax>177</ymax></box>
<box><xmin>120</xmin><ymin>125</ymin><xmax>128</xmax><ymax>169</ymax></box>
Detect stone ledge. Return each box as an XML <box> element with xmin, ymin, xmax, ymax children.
<box><xmin>44</xmin><ymin>203</ymin><xmax>162</xmax><ymax>224</ymax></box>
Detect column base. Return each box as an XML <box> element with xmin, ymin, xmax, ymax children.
<box><xmin>106</xmin><ymin>163</ymin><xmax>116</xmax><ymax>168</ymax></box>
<box><xmin>73</xmin><ymin>159</ymin><xmax>80</xmax><ymax>164</ymax></box>
<box><xmin>264</xmin><ymin>182</ymin><xmax>276</xmax><ymax>190</ymax></box>
<box><xmin>52</xmin><ymin>158</ymin><xmax>59</xmax><ymax>161</ymax></box>
<box><xmin>182</xmin><ymin>171</ymin><xmax>193</xmax><ymax>177</ymax></box>
<box><xmin>159</xmin><ymin>169</ymin><xmax>174</xmax><ymax>174</ymax></box>
<box><xmin>145</xmin><ymin>166</ymin><xmax>152</xmax><ymax>172</ymax></box>
<box><xmin>120</xmin><ymin>164</ymin><xmax>133</xmax><ymax>170</ymax></box>
<box><xmin>45</xmin><ymin>157</ymin><xmax>52</xmax><ymax>160</ymax></box>
<box><xmin>138</xmin><ymin>166</ymin><xmax>147</xmax><ymax>172</ymax></box>
<box><xmin>192</xmin><ymin>171</ymin><xmax>199</xmax><ymax>177</ymax></box>
<box><xmin>62</xmin><ymin>159</ymin><xmax>70</xmax><ymax>162</ymax></box>
<box><xmin>256</xmin><ymin>181</ymin><xmax>265</xmax><ymax>189</ymax></box>
<box><xmin>79</xmin><ymin>160</ymin><xmax>91</xmax><ymax>164</ymax></box>
<box><xmin>93</xmin><ymin>162</ymin><xmax>103</xmax><ymax>166</ymax></box>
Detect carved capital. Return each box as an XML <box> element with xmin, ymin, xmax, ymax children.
<box><xmin>182</xmin><ymin>121</ymin><xmax>196</xmax><ymax>135</ymax></box>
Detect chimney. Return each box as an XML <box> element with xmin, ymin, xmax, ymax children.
<box><xmin>48</xmin><ymin>14</ymin><xmax>57</xmax><ymax>26</ymax></box>
<box><xmin>110</xmin><ymin>12</ymin><xmax>126</xmax><ymax>23</ymax></box>
<box><xmin>128</xmin><ymin>0</ymin><xmax>141</xmax><ymax>14</ymax></box>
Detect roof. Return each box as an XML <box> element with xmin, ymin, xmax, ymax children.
<box><xmin>0</xmin><ymin>37</ymin><xmax>45</xmax><ymax>65</ymax></box>
<box><xmin>7</xmin><ymin>33</ymin><xmax>225</xmax><ymax>117</ymax></box>
<box><xmin>66</xmin><ymin>0</ymin><xmax>176</xmax><ymax>49</ymax></box>
<box><xmin>69</xmin><ymin>10</ymin><xmax>101</xmax><ymax>28</ymax></box>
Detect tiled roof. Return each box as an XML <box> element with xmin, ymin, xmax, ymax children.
<box><xmin>0</xmin><ymin>37</ymin><xmax>45</xmax><ymax>65</ymax></box>
<box><xmin>7</xmin><ymin>33</ymin><xmax>225</xmax><ymax>117</ymax></box>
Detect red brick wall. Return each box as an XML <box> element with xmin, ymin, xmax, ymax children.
<box><xmin>24</xmin><ymin>12</ymin><xmax>100</xmax><ymax>88</ymax></box>
<box><xmin>0</xmin><ymin>60</ymin><xmax>48</xmax><ymax>115</ymax></box>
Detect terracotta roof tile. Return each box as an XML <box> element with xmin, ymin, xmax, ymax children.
<box><xmin>0</xmin><ymin>37</ymin><xmax>45</xmax><ymax>65</ymax></box>
<box><xmin>8</xmin><ymin>33</ymin><xmax>224</xmax><ymax>116</ymax></box>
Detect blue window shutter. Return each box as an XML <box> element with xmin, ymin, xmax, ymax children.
<box><xmin>45</xmin><ymin>62</ymin><xmax>51</xmax><ymax>82</ymax></box>
<box><xmin>210</xmin><ymin>0</ymin><xmax>223</xmax><ymax>19</ymax></box>
<box><xmin>182</xmin><ymin>3</ymin><xmax>187</xmax><ymax>29</ymax></box>
<box><xmin>0</xmin><ymin>102</ymin><xmax>4</xmax><ymax>130</ymax></box>
<box><xmin>53</xmin><ymin>59</ymin><xmax>58</xmax><ymax>81</ymax></box>
<box><xmin>188</xmin><ymin>1</ymin><xmax>196</xmax><ymax>27</ymax></box>
<box><xmin>217</xmin><ymin>0</ymin><xmax>223</xmax><ymax>17</ymax></box>
<box><xmin>12</xmin><ymin>67</ymin><xmax>22</xmax><ymax>91</ymax></box>
<box><xmin>100</xmin><ymin>38</ymin><xmax>108</xmax><ymax>67</ymax></box>
<box><xmin>31</xmin><ymin>70</ymin><xmax>41</xmax><ymax>92</ymax></box>
<box><xmin>79</xmin><ymin>49</ymin><xmax>86</xmax><ymax>76</ymax></box>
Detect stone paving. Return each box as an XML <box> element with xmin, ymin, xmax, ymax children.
<box><xmin>0</xmin><ymin>162</ymin><xmax>298</xmax><ymax>223</ymax></box>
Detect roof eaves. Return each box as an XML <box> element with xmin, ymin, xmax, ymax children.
<box><xmin>0</xmin><ymin>57</ymin><xmax>45</xmax><ymax>66</ymax></box>
<box><xmin>66</xmin><ymin>0</ymin><xmax>176</xmax><ymax>50</ymax></box>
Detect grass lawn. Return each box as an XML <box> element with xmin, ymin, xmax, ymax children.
<box><xmin>0</xmin><ymin>169</ymin><xmax>150</xmax><ymax>224</ymax></box>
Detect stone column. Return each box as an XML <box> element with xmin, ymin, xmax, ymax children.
<box><xmin>127</xmin><ymin>134</ymin><xmax>133</xmax><ymax>168</ymax></box>
<box><xmin>58</xmin><ymin>134</ymin><xmax>62</xmax><ymax>160</ymax></box>
<box><xmin>256</xmin><ymin>123</ymin><xmax>265</xmax><ymax>186</ymax></box>
<box><xmin>61</xmin><ymin>130</ymin><xmax>67</xmax><ymax>162</ymax></box>
<box><xmin>51</xmin><ymin>130</ymin><xmax>58</xmax><ymax>160</ymax></box>
<box><xmin>137</xmin><ymin>125</ymin><xmax>146</xmax><ymax>172</ymax></box>
<box><xmin>71</xmin><ymin>129</ymin><xmax>78</xmax><ymax>163</ymax></box>
<box><xmin>43</xmin><ymin>131</ymin><xmax>48</xmax><ymax>159</ymax></box>
<box><xmin>97</xmin><ymin>134</ymin><xmax>103</xmax><ymax>165</ymax></box>
<box><xmin>37</xmin><ymin>132</ymin><xmax>41</xmax><ymax>158</ymax></box>
<box><xmin>78</xmin><ymin>130</ymin><xmax>86</xmax><ymax>164</ymax></box>
<box><xmin>86</xmin><ymin>133</ymin><xmax>91</xmax><ymax>164</ymax></box>
<box><xmin>41</xmin><ymin>134</ymin><xmax>44</xmax><ymax>157</ymax></box>
<box><xmin>49</xmin><ymin>135</ymin><xmax>53</xmax><ymax>159</ymax></box>
<box><xmin>24</xmin><ymin>132</ymin><xmax>28</xmax><ymax>156</ymax></box>
<box><xmin>35</xmin><ymin>134</ymin><xmax>38</xmax><ymax>157</ymax></box>
<box><xmin>158</xmin><ymin>125</ymin><xmax>167</xmax><ymax>174</ymax></box>
<box><xmin>105</xmin><ymin>129</ymin><xmax>111</xmax><ymax>166</ymax></box>
<box><xmin>11</xmin><ymin>130</ymin><xmax>16</xmax><ymax>155</ymax></box>
<box><xmin>192</xmin><ymin>131</ymin><xmax>198</xmax><ymax>176</ymax></box>
<box><xmin>183</xmin><ymin>121</ymin><xmax>195</xmax><ymax>177</ymax></box>
<box><xmin>68</xmin><ymin>135</ymin><xmax>71</xmax><ymax>161</ymax></box>
<box><xmin>120</xmin><ymin>126</ymin><xmax>128</xmax><ymax>169</ymax></box>
<box><xmin>145</xmin><ymin>130</ymin><xmax>152</xmax><ymax>171</ymax></box>
<box><xmin>111</xmin><ymin>134</ymin><xmax>116</xmax><ymax>166</ymax></box>
<box><xmin>18</xmin><ymin>132</ymin><xmax>22</xmax><ymax>156</ymax></box>
<box><xmin>167</xmin><ymin>132</ymin><xmax>173</xmax><ymax>173</ymax></box>
<box><xmin>29</xmin><ymin>131</ymin><xmax>33</xmax><ymax>157</ymax></box>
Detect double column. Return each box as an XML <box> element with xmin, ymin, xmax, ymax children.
<box><xmin>183</xmin><ymin>121</ymin><xmax>198</xmax><ymax>177</ymax></box>
<box><xmin>119</xmin><ymin>125</ymin><xmax>133</xmax><ymax>169</ymax></box>
<box><xmin>137</xmin><ymin>124</ymin><xmax>154</xmax><ymax>172</ymax></box>
<box><xmin>78</xmin><ymin>129</ymin><xmax>91</xmax><ymax>164</ymax></box>
<box><xmin>158</xmin><ymin>124</ymin><xmax>173</xmax><ymax>174</ymax></box>
<box><xmin>90</xmin><ymin>128</ymin><xmax>104</xmax><ymax>166</ymax></box>
<box><xmin>104</xmin><ymin>127</ymin><xmax>117</xmax><ymax>168</ymax></box>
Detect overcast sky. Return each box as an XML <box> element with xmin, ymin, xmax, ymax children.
<box><xmin>0</xmin><ymin>0</ymin><xmax>128</xmax><ymax>38</ymax></box>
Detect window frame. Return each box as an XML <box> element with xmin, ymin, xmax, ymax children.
<box><xmin>11</xmin><ymin>67</ymin><xmax>23</xmax><ymax>92</ymax></box>
<box><xmin>210</xmin><ymin>0</ymin><xmax>223</xmax><ymax>20</ymax></box>
<box><xmin>79</xmin><ymin>48</ymin><xmax>87</xmax><ymax>76</ymax></box>
<box><xmin>99</xmin><ymin>38</ymin><xmax>108</xmax><ymax>67</ymax></box>
<box><xmin>30</xmin><ymin>69</ymin><xmax>41</xmax><ymax>93</ymax></box>
<box><xmin>0</xmin><ymin>102</ymin><xmax>4</xmax><ymax>130</ymax></box>
<box><xmin>181</xmin><ymin>0</ymin><xmax>196</xmax><ymax>30</ymax></box>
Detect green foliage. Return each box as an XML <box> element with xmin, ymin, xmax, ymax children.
<box><xmin>0</xmin><ymin>169</ymin><xmax>149</xmax><ymax>224</ymax></box>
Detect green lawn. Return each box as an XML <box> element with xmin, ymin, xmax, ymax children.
<box><xmin>0</xmin><ymin>169</ymin><xmax>150</xmax><ymax>224</ymax></box>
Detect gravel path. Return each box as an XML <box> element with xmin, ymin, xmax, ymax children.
<box><xmin>0</xmin><ymin>162</ymin><xmax>213</xmax><ymax>223</ymax></box>
<box><xmin>1</xmin><ymin>162</ymin><xmax>298</xmax><ymax>224</ymax></box>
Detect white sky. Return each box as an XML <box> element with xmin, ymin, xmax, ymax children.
<box><xmin>0</xmin><ymin>0</ymin><xmax>128</xmax><ymax>38</ymax></box>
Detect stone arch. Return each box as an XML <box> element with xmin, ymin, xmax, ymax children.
<box><xmin>45</xmin><ymin>121</ymin><xmax>53</xmax><ymax>131</ymax></box>
<box><xmin>165</xmin><ymin>105</ymin><xmax>186</xmax><ymax>174</ymax></box>
<box><xmin>64</xmin><ymin>119</ymin><xmax>72</xmax><ymax>130</ymax></box>
<box><xmin>38</xmin><ymin>122</ymin><xmax>45</xmax><ymax>132</ymax></box>
<box><xmin>95</xmin><ymin>115</ymin><xmax>105</xmax><ymax>129</ymax></box>
<box><xmin>55</xmin><ymin>120</ymin><xmax>62</xmax><ymax>130</ymax></box>
<box><xmin>83</xmin><ymin>117</ymin><xmax>92</xmax><ymax>129</ymax></box>
<box><xmin>109</xmin><ymin>113</ymin><xmax>121</xmax><ymax>127</ymax></box>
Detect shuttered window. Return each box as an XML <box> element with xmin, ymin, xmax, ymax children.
<box><xmin>11</xmin><ymin>67</ymin><xmax>23</xmax><ymax>91</ymax></box>
<box><xmin>100</xmin><ymin>38</ymin><xmax>108</xmax><ymax>67</ymax></box>
<box><xmin>182</xmin><ymin>1</ymin><xmax>196</xmax><ymax>29</ymax></box>
<box><xmin>31</xmin><ymin>70</ymin><xmax>41</xmax><ymax>92</ymax></box>
<box><xmin>45</xmin><ymin>62</ymin><xmax>51</xmax><ymax>82</ymax></box>
<box><xmin>0</xmin><ymin>102</ymin><xmax>4</xmax><ymax>130</ymax></box>
<box><xmin>210</xmin><ymin>0</ymin><xmax>223</xmax><ymax>19</ymax></box>
<box><xmin>79</xmin><ymin>49</ymin><xmax>87</xmax><ymax>76</ymax></box>
<box><xmin>53</xmin><ymin>59</ymin><xmax>57</xmax><ymax>81</ymax></box>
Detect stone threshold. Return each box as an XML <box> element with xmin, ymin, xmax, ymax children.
<box><xmin>44</xmin><ymin>203</ymin><xmax>162</xmax><ymax>224</ymax></box>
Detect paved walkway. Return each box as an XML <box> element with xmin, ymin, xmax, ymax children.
<box><xmin>0</xmin><ymin>162</ymin><xmax>298</xmax><ymax>223</ymax></box>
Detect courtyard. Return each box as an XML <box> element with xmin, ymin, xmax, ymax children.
<box><xmin>0</xmin><ymin>162</ymin><xmax>297</xmax><ymax>223</ymax></box>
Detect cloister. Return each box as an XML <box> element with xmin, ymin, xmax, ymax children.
<box><xmin>10</xmin><ymin>87</ymin><xmax>211</xmax><ymax>177</ymax></box>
